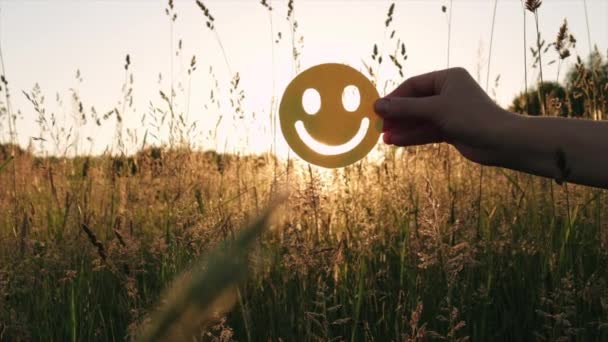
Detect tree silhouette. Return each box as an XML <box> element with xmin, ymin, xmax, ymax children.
<box><xmin>509</xmin><ymin>48</ymin><xmax>607</xmax><ymax>119</ymax></box>
<box><xmin>509</xmin><ymin>81</ymin><xmax>570</xmax><ymax>116</ymax></box>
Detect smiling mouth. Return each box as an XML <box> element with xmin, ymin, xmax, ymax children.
<box><xmin>294</xmin><ymin>118</ymin><xmax>370</xmax><ymax>156</ymax></box>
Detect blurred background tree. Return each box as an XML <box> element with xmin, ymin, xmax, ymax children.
<box><xmin>509</xmin><ymin>48</ymin><xmax>607</xmax><ymax>119</ymax></box>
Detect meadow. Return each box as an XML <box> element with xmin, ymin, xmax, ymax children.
<box><xmin>1</xmin><ymin>1</ymin><xmax>608</xmax><ymax>341</ymax></box>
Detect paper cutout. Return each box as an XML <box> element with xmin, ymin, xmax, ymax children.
<box><xmin>279</xmin><ymin>63</ymin><xmax>383</xmax><ymax>168</ymax></box>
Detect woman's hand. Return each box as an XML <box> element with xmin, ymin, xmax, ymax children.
<box><xmin>375</xmin><ymin>67</ymin><xmax>608</xmax><ymax>189</ymax></box>
<box><xmin>374</xmin><ymin>67</ymin><xmax>515</xmax><ymax>166</ymax></box>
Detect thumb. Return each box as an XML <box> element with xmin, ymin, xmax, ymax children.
<box><xmin>374</xmin><ymin>96</ymin><xmax>439</xmax><ymax>121</ymax></box>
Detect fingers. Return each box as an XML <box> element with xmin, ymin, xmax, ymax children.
<box><xmin>384</xmin><ymin>126</ymin><xmax>444</xmax><ymax>146</ymax></box>
<box><xmin>386</xmin><ymin>69</ymin><xmax>448</xmax><ymax>98</ymax></box>
<box><xmin>374</xmin><ymin>96</ymin><xmax>440</xmax><ymax>121</ymax></box>
<box><xmin>382</xmin><ymin>119</ymin><xmax>444</xmax><ymax>146</ymax></box>
<box><xmin>385</xmin><ymin>67</ymin><xmax>471</xmax><ymax>98</ymax></box>
<box><xmin>376</xmin><ymin>68</ymin><xmax>472</xmax><ymax>120</ymax></box>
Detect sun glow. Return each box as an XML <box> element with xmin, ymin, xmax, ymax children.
<box><xmin>294</xmin><ymin>118</ymin><xmax>370</xmax><ymax>156</ymax></box>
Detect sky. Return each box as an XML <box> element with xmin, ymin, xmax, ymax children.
<box><xmin>0</xmin><ymin>0</ymin><xmax>607</xmax><ymax>157</ymax></box>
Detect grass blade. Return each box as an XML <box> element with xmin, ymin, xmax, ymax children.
<box><xmin>0</xmin><ymin>156</ymin><xmax>13</xmax><ymax>174</ymax></box>
<box><xmin>138</xmin><ymin>205</ymin><xmax>275</xmax><ymax>342</ymax></box>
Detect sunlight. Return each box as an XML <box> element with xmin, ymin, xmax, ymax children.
<box><xmin>302</xmin><ymin>88</ymin><xmax>321</xmax><ymax>115</ymax></box>
<box><xmin>342</xmin><ymin>85</ymin><xmax>360</xmax><ymax>112</ymax></box>
<box><xmin>294</xmin><ymin>118</ymin><xmax>370</xmax><ymax>156</ymax></box>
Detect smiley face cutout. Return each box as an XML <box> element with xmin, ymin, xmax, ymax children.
<box><xmin>279</xmin><ymin>63</ymin><xmax>383</xmax><ymax>168</ymax></box>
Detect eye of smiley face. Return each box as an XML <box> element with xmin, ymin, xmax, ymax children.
<box><xmin>279</xmin><ymin>63</ymin><xmax>383</xmax><ymax>168</ymax></box>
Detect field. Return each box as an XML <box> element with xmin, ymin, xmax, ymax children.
<box><xmin>1</xmin><ymin>1</ymin><xmax>608</xmax><ymax>341</ymax></box>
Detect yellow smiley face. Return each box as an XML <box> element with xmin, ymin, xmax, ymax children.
<box><xmin>279</xmin><ymin>63</ymin><xmax>382</xmax><ymax>168</ymax></box>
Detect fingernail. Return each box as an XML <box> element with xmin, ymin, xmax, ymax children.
<box><xmin>383</xmin><ymin>132</ymin><xmax>392</xmax><ymax>144</ymax></box>
<box><xmin>381</xmin><ymin>120</ymin><xmax>391</xmax><ymax>132</ymax></box>
<box><xmin>374</xmin><ymin>98</ymin><xmax>389</xmax><ymax>115</ymax></box>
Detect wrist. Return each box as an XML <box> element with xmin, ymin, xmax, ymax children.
<box><xmin>481</xmin><ymin>109</ymin><xmax>523</xmax><ymax>167</ymax></box>
<box><xmin>495</xmin><ymin>109</ymin><xmax>524</xmax><ymax>145</ymax></box>
<box><xmin>486</xmin><ymin>112</ymin><xmax>557</xmax><ymax>179</ymax></box>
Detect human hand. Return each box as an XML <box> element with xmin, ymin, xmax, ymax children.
<box><xmin>374</xmin><ymin>67</ymin><xmax>516</xmax><ymax>166</ymax></box>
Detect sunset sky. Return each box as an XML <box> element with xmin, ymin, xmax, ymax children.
<box><xmin>1</xmin><ymin>0</ymin><xmax>607</xmax><ymax>157</ymax></box>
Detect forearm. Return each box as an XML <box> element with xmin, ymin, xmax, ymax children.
<box><xmin>492</xmin><ymin>112</ymin><xmax>608</xmax><ymax>189</ymax></box>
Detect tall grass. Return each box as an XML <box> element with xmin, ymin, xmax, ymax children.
<box><xmin>0</xmin><ymin>1</ymin><xmax>607</xmax><ymax>341</ymax></box>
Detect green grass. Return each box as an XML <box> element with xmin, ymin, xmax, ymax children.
<box><xmin>0</xmin><ymin>150</ymin><xmax>606</xmax><ymax>341</ymax></box>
